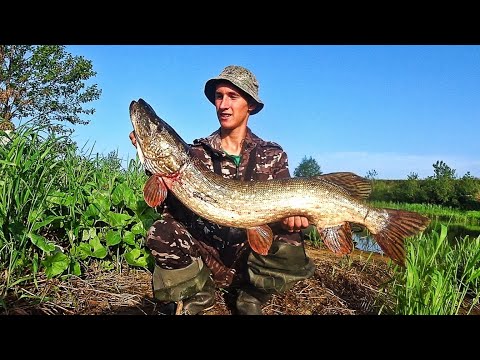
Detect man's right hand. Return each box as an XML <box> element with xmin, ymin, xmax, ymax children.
<box><xmin>129</xmin><ymin>131</ymin><xmax>137</xmax><ymax>148</ymax></box>
<box><xmin>280</xmin><ymin>216</ymin><xmax>309</xmax><ymax>233</ymax></box>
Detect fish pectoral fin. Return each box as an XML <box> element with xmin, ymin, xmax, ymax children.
<box><xmin>143</xmin><ymin>174</ymin><xmax>168</xmax><ymax>207</ymax></box>
<box><xmin>247</xmin><ymin>225</ymin><xmax>274</xmax><ymax>256</ymax></box>
<box><xmin>319</xmin><ymin>222</ymin><xmax>354</xmax><ymax>256</ymax></box>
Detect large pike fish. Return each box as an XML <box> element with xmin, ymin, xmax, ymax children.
<box><xmin>130</xmin><ymin>98</ymin><xmax>430</xmax><ymax>265</ymax></box>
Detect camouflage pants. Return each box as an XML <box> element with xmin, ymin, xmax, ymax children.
<box><xmin>146</xmin><ymin>213</ymin><xmax>315</xmax><ymax>291</ymax></box>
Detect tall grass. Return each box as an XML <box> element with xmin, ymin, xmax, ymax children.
<box><xmin>381</xmin><ymin>226</ymin><xmax>480</xmax><ymax>315</ymax></box>
<box><xmin>0</xmin><ymin>125</ymin><xmax>66</xmax><ymax>290</ymax></box>
<box><xmin>0</xmin><ymin>125</ymin><xmax>160</xmax><ymax>305</ymax></box>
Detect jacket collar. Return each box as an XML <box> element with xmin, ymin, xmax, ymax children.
<box><xmin>193</xmin><ymin>127</ymin><xmax>260</xmax><ymax>154</ymax></box>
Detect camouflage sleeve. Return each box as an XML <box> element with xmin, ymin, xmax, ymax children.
<box><xmin>189</xmin><ymin>145</ymin><xmax>215</xmax><ymax>172</ymax></box>
<box><xmin>272</xmin><ymin>150</ymin><xmax>292</xmax><ymax>180</ymax></box>
<box><xmin>189</xmin><ymin>146</ymin><xmax>205</xmax><ymax>159</ymax></box>
<box><xmin>163</xmin><ymin>193</ymin><xmax>198</xmax><ymax>225</ymax></box>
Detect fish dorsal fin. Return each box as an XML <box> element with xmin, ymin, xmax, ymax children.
<box><xmin>143</xmin><ymin>174</ymin><xmax>168</xmax><ymax>207</ymax></box>
<box><xmin>317</xmin><ymin>172</ymin><xmax>372</xmax><ymax>200</ymax></box>
<box><xmin>247</xmin><ymin>225</ymin><xmax>274</xmax><ymax>256</ymax></box>
<box><xmin>318</xmin><ymin>222</ymin><xmax>354</xmax><ymax>255</ymax></box>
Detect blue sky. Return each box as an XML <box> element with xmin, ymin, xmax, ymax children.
<box><xmin>66</xmin><ymin>45</ymin><xmax>480</xmax><ymax>180</ymax></box>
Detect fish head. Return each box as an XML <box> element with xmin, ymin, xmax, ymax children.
<box><xmin>130</xmin><ymin>98</ymin><xmax>190</xmax><ymax>176</ymax></box>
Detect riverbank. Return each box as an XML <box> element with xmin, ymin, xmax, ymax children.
<box><xmin>1</xmin><ymin>245</ymin><xmax>394</xmax><ymax>315</ymax></box>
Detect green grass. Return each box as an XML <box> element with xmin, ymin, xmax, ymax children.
<box><xmin>381</xmin><ymin>226</ymin><xmax>480</xmax><ymax>315</ymax></box>
<box><xmin>369</xmin><ymin>200</ymin><xmax>480</xmax><ymax>226</ymax></box>
<box><xmin>0</xmin><ymin>125</ymin><xmax>159</xmax><ymax>305</ymax></box>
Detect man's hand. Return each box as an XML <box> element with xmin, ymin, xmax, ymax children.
<box><xmin>280</xmin><ymin>216</ymin><xmax>309</xmax><ymax>232</ymax></box>
<box><xmin>129</xmin><ymin>131</ymin><xmax>137</xmax><ymax>148</ymax></box>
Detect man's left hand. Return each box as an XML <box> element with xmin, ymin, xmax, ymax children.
<box><xmin>280</xmin><ymin>216</ymin><xmax>309</xmax><ymax>232</ymax></box>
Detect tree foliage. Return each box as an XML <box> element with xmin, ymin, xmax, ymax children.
<box><xmin>293</xmin><ymin>156</ymin><xmax>322</xmax><ymax>177</ymax></box>
<box><xmin>432</xmin><ymin>160</ymin><xmax>456</xmax><ymax>179</ymax></box>
<box><xmin>365</xmin><ymin>169</ymin><xmax>378</xmax><ymax>180</ymax></box>
<box><xmin>0</xmin><ymin>45</ymin><xmax>101</xmax><ymax>137</ymax></box>
<box><xmin>369</xmin><ymin>160</ymin><xmax>480</xmax><ymax>209</ymax></box>
<box><xmin>424</xmin><ymin>160</ymin><xmax>457</xmax><ymax>205</ymax></box>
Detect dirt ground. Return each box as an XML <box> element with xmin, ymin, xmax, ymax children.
<box><xmin>1</xmin><ymin>245</ymin><xmax>396</xmax><ymax>315</ymax></box>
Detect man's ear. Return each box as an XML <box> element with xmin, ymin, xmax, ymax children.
<box><xmin>248</xmin><ymin>103</ymin><xmax>257</xmax><ymax>113</ymax></box>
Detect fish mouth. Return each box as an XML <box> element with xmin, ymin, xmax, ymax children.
<box><xmin>130</xmin><ymin>99</ymin><xmax>162</xmax><ymax>135</ymax></box>
<box><xmin>128</xmin><ymin>98</ymin><xmax>191</xmax><ymax>173</ymax></box>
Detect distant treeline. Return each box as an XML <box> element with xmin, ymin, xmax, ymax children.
<box><xmin>294</xmin><ymin>158</ymin><xmax>480</xmax><ymax>211</ymax></box>
<box><xmin>369</xmin><ymin>176</ymin><xmax>480</xmax><ymax>210</ymax></box>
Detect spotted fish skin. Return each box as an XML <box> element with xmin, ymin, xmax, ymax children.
<box><xmin>130</xmin><ymin>98</ymin><xmax>431</xmax><ymax>265</ymax></box>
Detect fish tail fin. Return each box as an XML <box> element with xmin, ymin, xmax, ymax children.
<box><xmin>373</xmin><ymin>209</ymin><xmax>430</xmax><ymax>266</ymax></box>
<box><xmin>319</xmin><ymin>222</ymin><xmax>354</xmax><ymax>256</ymax></box>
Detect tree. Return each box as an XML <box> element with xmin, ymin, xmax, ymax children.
<box><xmin>365</xmin><ymin>169</ymin><xmax>378</xmax><ymax>180</ymax></box>
<box><xmin>0</xmin><ymin>45</ymin><xmax>101</xmax><ymax>137</ymax></box>
<box><xmin>407</xmin><ymin>172</ymin><xmax>419</xmax><ymax>180</ymax></box>
<box><xmin>432</xmin><ymin>160</ymin><xmax>456</xmax><ymax>179</ymax></box>
<box><xmin>293</xmin><ymin>156</ymin><xmax>322</xmax><ymax>177</ymax></box>
<box><xmin>456</xmin><ymin>171</ymin><xmax>479</xmax><ymax>208</ymax></box>
<box><xmin>424</xmin><ymin>160</ymin><xmax>456</xmax><ymax>206</ymax></box>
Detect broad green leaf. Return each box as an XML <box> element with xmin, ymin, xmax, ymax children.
<box><xmin>72</xmin><ymin>236</ymin><xmax>107</xmax><ymax>260</ymax></box>
<box><xmin>89</xmin><ymin>236</ymin><xmax>107</xmax><ymax>259</ymax></box>
<box><xmin>47</xmin><ymin>191</ymin><xmax>75</xmax><ymax>206</ymax></box>
<box><xmin>43</xmin><ymin>252</ymin><xmax>69</xmax><ymax>278</ymax></box>
<box><xmin>124</xmin><ymin>248</ymin><xmax>152</xmax><ymax>268</ymax></box>
<box><xmin>82</xmin><ymin>228</ymin><xmax>97</xmax><ymax>241</ymax></box>
<box><xmin>28</xmin><ymin>232</ymin><xmax>56</xmax><ymax>252</ymax></box>
<box><xmin>28</xmin><ymin>208</ymin><xmax>44</xmax><ymax>224</ymax></box>
<box><xmin>105</xmin><ymin>211</ymin><xmax>132</xmax><ymax>228</ymax></box>
<box><xmin>82</xmin><ymin>203</ymin><xmax>100</xmax><ymax>219</ymax></box>
<box><xmin>106</xmin><ymin>229</ymin><xmax>121</xmax><ymax>246</ymax></box>
<box><xmin>9</xmin><ymin>221</ymin><xmax>27</xmax><ymax>239</ymax></box>
<box><xmin>111</xmin><ymin>182</ymin><xmax>135</xmax><ymax>206</ymax></box>
<box><xmin>90</xmin><ymin>193</ymin><xmax>110</xmax><ymax>213</ymax></box>
<box><xmin>75</xmin><ymin>243</ymin><xmax>94</xmax><ymax>260</ymax></box>
<box><xmin>124</xmin><ymin>187</ymin><xmax>137</xmax><ymax>211</ymax></box>
<box><xmin>131</xmin><ymin>221</ymin><xmax>145</xmax><ymax>236</ymax></box>
<box><xmin>122</xmin><ymin>231</ymin><xmax>136</xmax><ymax>246</ymax></box>
<box><xmin>31</xmin><ymin>215</ymin><xmax>64</xmax><ymax>232</ymax></box>
<box><xmin>133</xmin><ymin>199</ymin><xmax>149</xmax><ymax>216</ymax></box>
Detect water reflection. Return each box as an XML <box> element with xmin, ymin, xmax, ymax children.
<box><xmin>427</xmin><ymin>221</ymin><xmax>480</xmax><ymax>241</ymax></box>
<box><xmin>354</xmin><ymin>232</ymin><xmax>382</xmax><ymax>253</ymax></box>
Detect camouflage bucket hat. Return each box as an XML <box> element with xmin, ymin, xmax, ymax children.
<box><xmin>204</xmin><ymin>65</ymin><xmax>264</xmax><ymax>115</ymax></box>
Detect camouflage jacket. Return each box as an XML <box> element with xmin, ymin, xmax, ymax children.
<box><xmin>162</xmin><ymin>127</ymin><xmax>294</xmax><ymax>245</ymax></box>
<box><xmin>190</xmin><ymin>127</ymin><xmax>290</xmax><ymax>181</ymax></box>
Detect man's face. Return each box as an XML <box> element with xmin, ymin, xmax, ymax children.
<box><xmin>214</xmin><ymin>82</ymin><xmax>256</xmax><ymax>130</ymax></box>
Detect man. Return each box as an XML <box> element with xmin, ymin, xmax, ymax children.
<box><xmin>129</xmin><ymin>65</ymin><xmax>316</xmax><ymax>315</ymax></box>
